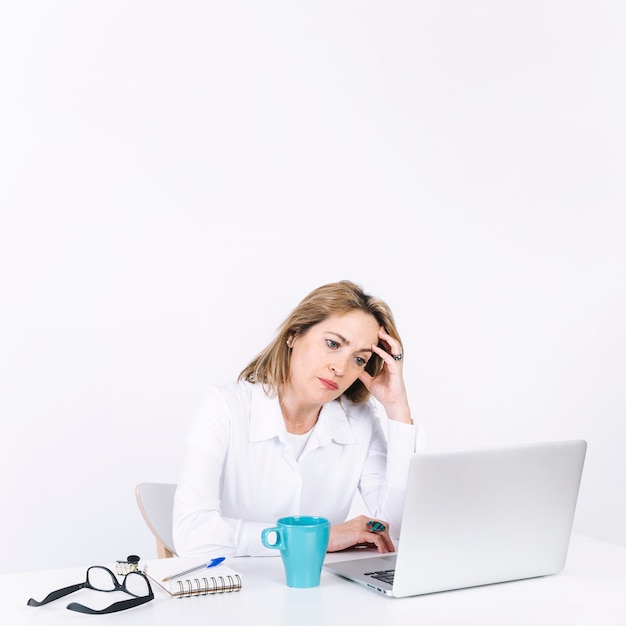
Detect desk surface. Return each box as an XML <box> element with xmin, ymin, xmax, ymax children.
<box><xmin>2</xmin><ymin>534</ymin><xmax>625</xmax><ymax>625</ymax></box>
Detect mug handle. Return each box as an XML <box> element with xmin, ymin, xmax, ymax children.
<box><xmin>261</xmin><ymin>527</ymin><xmax>284</xmax><ymax>550</ymax></box>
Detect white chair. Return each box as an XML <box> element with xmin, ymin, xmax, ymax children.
<box><xmin>135</xmin><ymin>482</ymin><xmax>178</xmax><ymax>559</ymax></box>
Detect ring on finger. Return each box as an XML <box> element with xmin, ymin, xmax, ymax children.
<box><xmin>367</xmin><ymin>520</ymin><xmax>386</xmax><ymax>534</ymax></box>
<box><xmin>392</xmin><ymin>353</ymin><xmax>403</xmax><ymax>361</ymax></box>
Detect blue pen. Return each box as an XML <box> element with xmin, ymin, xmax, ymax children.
<box><xmin>161</xmin><ymin>557</ymin><xmax>226</xmax><ymax>582</ymax></box>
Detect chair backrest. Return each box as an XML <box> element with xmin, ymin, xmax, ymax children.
<box><xmin>135</xmin><ymin>482</ymin><xmax>177</xmax><ymax>559</ymax></box>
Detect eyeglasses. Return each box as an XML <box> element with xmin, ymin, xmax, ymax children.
<box><xmin>27</xmin><ymin>565</ymin><xmax>154</xmax><ymax>615</ymax></box>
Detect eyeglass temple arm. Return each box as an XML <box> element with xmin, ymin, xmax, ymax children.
<box><xmin>67</xmin><ymin>593</ymin><xmax>154</xmax><ymax>615</ymax></box>
<box><xmin>27</xmin><ymin>582</ymin><xmax>86</xmax><ymax>607</ymax></box>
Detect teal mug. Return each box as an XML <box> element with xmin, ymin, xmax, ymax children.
<box><xmin>261</xmin><ymin>516</ymin><xmax>330</xmax><ymax>588</ymax></box>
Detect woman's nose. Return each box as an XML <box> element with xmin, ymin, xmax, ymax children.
<box><xmin>329</xmin><ymin>356</ymin><xmax>348</xmax><ymax>376</ymax></box>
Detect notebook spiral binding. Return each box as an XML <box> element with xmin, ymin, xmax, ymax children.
<box><xmin>174</xmin><ymin>574</ymin><xmax>243</xmax><ymax>598</ymax></box>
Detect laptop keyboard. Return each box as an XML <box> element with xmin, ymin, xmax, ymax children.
<box><xmin>365</xmin><ymin>569</ymin><xmax>395</xmax><ymax>586</ymax></box>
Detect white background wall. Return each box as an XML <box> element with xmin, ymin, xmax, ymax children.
<box><xmin>1</xmin><ymin>1</ymin><xmax>624</xmax><ymax>575</ymax></box>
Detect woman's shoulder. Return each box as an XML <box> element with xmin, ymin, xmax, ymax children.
<box><xmin>201</xmin><ymin>379</ymin><xmax>257</xmax><ymax>406</ymax></box>
<box><xmin>189</xmin><ymin>381</ymin><xmax>256</xmax><ymax>432</ymax></box>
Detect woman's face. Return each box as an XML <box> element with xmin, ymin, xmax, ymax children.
<box><xmin>286</xmin><ymin>310</ymin><xmax>380</xmax><ymax>405</ymax></box>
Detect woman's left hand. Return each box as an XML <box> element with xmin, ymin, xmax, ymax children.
<box><xmin>327</xmin><ymin>515</ymin><xmax>395</xmax><ymax>553</ymax></box>
<box><xmin>358</xmin><ymin>327</ymin><xmax>412</xmax><ymax>424</ymax></box>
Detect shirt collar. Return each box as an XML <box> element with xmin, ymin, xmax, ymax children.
<box><xmin>248</xmin><ymin>383</ymin><xmax>357</xmax><ymax>446</ymax></box>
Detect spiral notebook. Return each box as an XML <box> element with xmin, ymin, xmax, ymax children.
<box><xmin>143</xmin><ymin>557</ymin><xmax>243</xmax><ymax>598</ymax></box>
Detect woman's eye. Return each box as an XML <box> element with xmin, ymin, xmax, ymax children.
<box><xmin>354</xmin><ymin>356</ymin><xmax>367</xmax><ymax>367</ymax></box>
<box><xmin>326</xmin><ymin>339</ymin><xmax>339</xmax><ymax>349</ymax></box>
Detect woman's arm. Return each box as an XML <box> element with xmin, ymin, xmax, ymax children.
<box><xmin>172</xmin><ymin>387</ymin><xmax>275</xmax><ymax>557</ymax></box>
<box><xmin>173</xmin><ymin>443</ymin><xmax>273</xmax><ymax>557</ymax></box>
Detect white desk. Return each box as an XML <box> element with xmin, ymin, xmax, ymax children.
<box><xmin>2</xmin><ymin>534</ymin><xmax>625</xmax><ymax>625</ymax></box>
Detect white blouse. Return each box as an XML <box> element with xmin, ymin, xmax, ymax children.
<box><xmin>173</xmin><ymin>380</ymin><xmax>418</xmax><ymax>558</ymax></box>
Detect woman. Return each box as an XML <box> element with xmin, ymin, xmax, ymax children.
<box><xmin>173</xmin><ymin>280</ymin><xmax>419</xmax><ymax>557</ymax></box>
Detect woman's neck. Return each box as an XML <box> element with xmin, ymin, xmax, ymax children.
<box><xmin>278</xmin><ymin>392</ymin><xmax>322</xmax><ymax>435</ymax></box>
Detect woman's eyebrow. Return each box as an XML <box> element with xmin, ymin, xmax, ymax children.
<box><xmin>327</xmin><ymin>332</ymin><xmax>373</xmax><ymax>353</ymax></box>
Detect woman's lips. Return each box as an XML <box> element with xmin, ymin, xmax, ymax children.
<box><xmin>319</xmin><ymin>377</ymin><xmax>339</xmax><ymax>391</ymax></box>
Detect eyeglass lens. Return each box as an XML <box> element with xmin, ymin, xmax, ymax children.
<box><xmin>87</xmin><ymin>566</ymin><xmax>119</xmax><ymax>591</ymax></box>
<box><xmin>122</xmin><ymin>572</ymin><xmax>151</xmax><ymax>597</ymax></box>
<box><xmin>87</xmin><ymin>566</ymin><xmax>149</xmax><ymax>596</ymax></box>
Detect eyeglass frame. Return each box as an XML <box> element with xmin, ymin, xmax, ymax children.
<box><xmin>27</xmin><ymin>565</ymin><xmax>154</xmax><ymax>615</ymax></box>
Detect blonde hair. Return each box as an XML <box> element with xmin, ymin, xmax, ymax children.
<box><xmin>238</xmin><ymin>280</ymin><xmax>402</xmax><ymax>404</ymax></box>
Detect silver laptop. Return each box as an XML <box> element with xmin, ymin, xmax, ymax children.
<box><xmin>325</xmin><ymin>439</ymin><xmax>587</xmax><ymax>597</ymax></box>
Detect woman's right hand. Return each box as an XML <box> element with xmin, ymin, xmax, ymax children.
<box><xmin>327</xmin><ymin>515</ymin><xmax>395</xmax><ymax>553</ymax></box>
